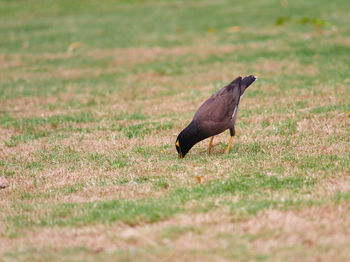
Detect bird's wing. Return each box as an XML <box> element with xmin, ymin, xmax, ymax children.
<box><xmin>194</xmin><ymin>95</ymin><xmax>230</xmax><ymax>122</ymax></box>
<box><xmin>193</xmin><ymin>77</ymin><xmax>241</xmax><ymax>123</ymax></box>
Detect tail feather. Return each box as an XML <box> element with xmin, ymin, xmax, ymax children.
<box><xmin>242</xmin><ymin>75</ymin><xmax>257</xmax><ymax>89</ymax></box>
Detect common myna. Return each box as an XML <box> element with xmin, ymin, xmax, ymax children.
<box><xmin>175</xmin><ymin>75</ymin><xmax>257</xmax><ymax>158</ymax></box>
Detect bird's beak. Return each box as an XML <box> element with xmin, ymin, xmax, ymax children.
<box><xmin>178</xmin><ymin>152</ymin><xmax>183</xmax><ymax>159</ymax></box>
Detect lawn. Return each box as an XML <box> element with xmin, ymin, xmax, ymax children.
<box><xmin>0</xmin><ymin>0</ymin><xmax>349</xmax><ymax>261</ymax></box>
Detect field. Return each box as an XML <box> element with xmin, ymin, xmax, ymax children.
<box><xmin>0</xmin><ymin>0</ymin><xmax>349</xmax><ymax>261</ymax></box>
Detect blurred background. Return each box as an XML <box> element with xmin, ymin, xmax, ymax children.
<box><xmin>1</xmin><ymin>0</ymin><xmax>349</xmax><ymax>101</ymax></box>
<box><xmin>1</xmin><ymin>0</ymin><xmax>350</xmax><ymax>261</ymax></box>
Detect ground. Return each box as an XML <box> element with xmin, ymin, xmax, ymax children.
<box><xmin>0</xmin><ymin>0</ymin><xmax>349</xmax><ymax>261</ymax></box>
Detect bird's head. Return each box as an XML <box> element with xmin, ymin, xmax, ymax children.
<box><xmin>175</xmin><ymin>121</ymin><xmax>204</xmax><ymax>159</ymax></box>
<box><xmin>175</xmin><ymin>138</ymin><xmax>183</xmax><ymax>159</ymax></box>
<box><xmin>175</xmin><ymin>132</ymin><xmax>192</xmax><ymax>159</ymax></box>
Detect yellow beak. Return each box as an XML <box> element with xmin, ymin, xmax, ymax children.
<box><xmin>179</xmin><ymin>152</ymin><xmax>183</xmax><ymax>159</ymax></box>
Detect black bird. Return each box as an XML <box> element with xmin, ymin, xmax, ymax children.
<box><xmin>175</xmin><ymin>75</ymin><xmax>257</xmax><ymax>158</ymax></box>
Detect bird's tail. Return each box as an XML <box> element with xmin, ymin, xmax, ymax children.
<box><xmin>242</xmin><ymin>75</ymin><xmax>257</xmax><ymax>90</ymax></box>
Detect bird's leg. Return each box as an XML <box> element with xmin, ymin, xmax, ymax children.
<box><xmin>224</xmin><ymin>127</ymin><xmax>235</xmax><ymax>154</ymax></box>
<box><xmin>224</xmin><ymin>136</ymin><xmax>234</xmax><ymax>154</ymax></box>
<box><xmin>201</xmin><ymin>137</ymin><xmax>220</xmax><ymax>153</ymax></box>
<box><xmin>207</xmin><ymin>136</ymin><xmax>214</xmax><ymax>154</ymax></box>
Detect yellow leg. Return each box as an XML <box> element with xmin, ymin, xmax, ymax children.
<box><xmin>207</xmin><ymin>136</ymin><xmax>214</xmax><ymax>154</ymax></box>
<box><xmin>224</xmin><ymin>136</ymin><xmax>234</xmax><ymax>154</ymax></box>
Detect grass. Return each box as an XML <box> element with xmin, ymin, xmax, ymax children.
<box><xmin>6</xmin><ymin>174</ymin><xmax>315</xmax><ymax>229</ymax></box>
<box><xmin>0</xmin><ymin>0</ymin><xmax>350</xmax><ymax>261</ymax></box>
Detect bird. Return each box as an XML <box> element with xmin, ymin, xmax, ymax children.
<box><xmin>175</xmin><ymin>75</ymin><xmax>257</xmax><ymax>159</ymax></box>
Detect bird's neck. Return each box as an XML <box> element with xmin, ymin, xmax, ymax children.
<box><xmin>181</xmin><ymin>121</ymin><xmax>209</xmax><ymax>148</ymax></box>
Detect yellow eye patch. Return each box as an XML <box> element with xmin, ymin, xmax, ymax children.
<box><xmin>176</xmin><ymin>140</ymin><xmax>180</xmax><ymax>147</ymax></box>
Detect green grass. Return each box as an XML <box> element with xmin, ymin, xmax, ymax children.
<box><xmin>1</xmin><ymin>0</ymin><xmax>350</xmax><ymax>261</ymax></box>
<box><xmin>6</xmin><ymin>174</ymin><xmax>315</xmax><ymax>229</ymax></box>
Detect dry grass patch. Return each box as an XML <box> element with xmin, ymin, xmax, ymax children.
<box><xmin>3</xmin><ymin>201</ymin><xmax>350</xmax><ymax>261</ymax></box>
<box><xmin>253</xmin><ymin>59</ymin><xmax>319</xmax><ymax>76</ymax></box>
<box><xmin>90</xmin><ymin>44</ymin><xmax>242</xmax><ymax>67</ymax></box>
<box><xmin>0</xmin><ymin>54</ymin><xmax>22</xmax><ymax>72</ymax></box>
<box><xmin>241</xmin><ymin>205</ymin><xmax>350</xmax><ymax>259</ymax></box>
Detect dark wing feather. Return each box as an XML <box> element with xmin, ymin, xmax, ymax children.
<box><xmin>192</xmin><ymin>77</ymin><xmax>242</xmax><ymax>135</ymax></box>
<box><xmin>193</xmin><ymin>94</ymin><xmax>232</xmax><ymax>123</ymax></box>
